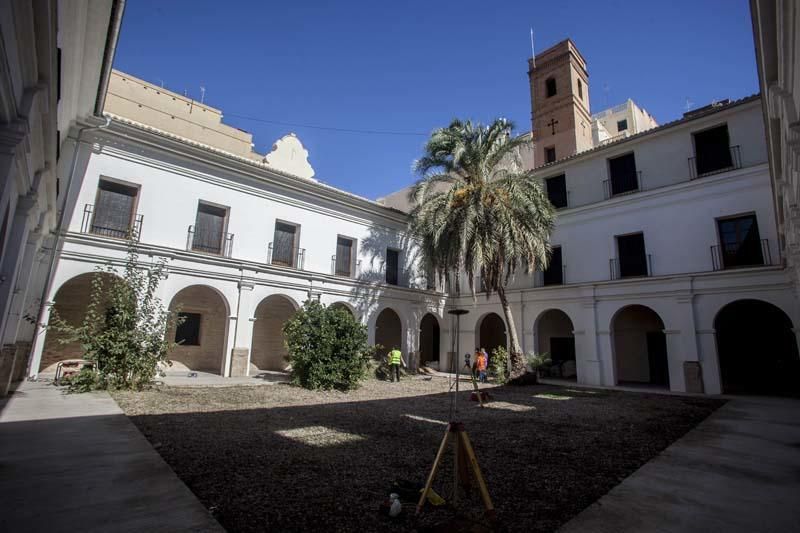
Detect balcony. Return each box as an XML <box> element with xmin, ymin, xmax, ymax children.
<box><xmin>711</xmin><ymin>239</ymin><xmax>773</xmax><ymax>270</ymax></box>
<box><xmin>81</xmin><ymin>204</ymin><xmax>143</xmax><ymax>241</ymax></box>
<box><xmin>603</xmin><ymin>171</ymin><xmax>642</xmax><ymax>199</ymax></box>
<box><xmin>268</xmin><ymin>242</ymin><xmax>305</xmax><ymax>269</ymax></box>
<box><xmin>610</xmin><ymin>254</ymin><xmax>652</xmax><ymax>280</ymax></box>
<box><xmin>331</xmin><ymin>254</ymin><xmax>361</xmax><ymax>277</ymax></box>
<box><xmin>187</xmin><ymin>225</ymin><xmax>233</xmax><ymax>257</ymax></box>
<box><xmin>689</xmin><ymin>145</ymin><xmax>741</xmax><ymax>179</ymax></box>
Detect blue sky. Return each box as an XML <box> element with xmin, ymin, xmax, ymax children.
<box><xmin>113</xmin><ymin>0</ymin><xmax>758</xmax><ymax>200</ymax></box>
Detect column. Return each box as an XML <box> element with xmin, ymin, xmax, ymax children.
<box><xmin>671</xmin><ymin>295</ymin><xmax>703</xmax><ymax>393</ymax></box>
<box><xmin>228</xmin><ymin>281</ymin><xmax>256</xmax><ymax>377</ymax></box>
<box><xmin>697</xmin><ymin>328</ymin><xmax>721</xmax><ymax>394</ymax></box>
<box><xmin>0</xmin><ymin>195</ymin><xmax>35</xmax><ymax>348</ymax></box>
<box><xmin>27</xmin><ymin>301</ymin><xmax>54</xmax><ymax>379</ymax></box>
<box><xmin>576</xmin><ymin>300</ymin><xmax>603</xmax><ymax>386</ymax></box>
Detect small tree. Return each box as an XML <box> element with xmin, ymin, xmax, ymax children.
<box><xmin>490</xmin><ymin>346</ymin><xmax>509</xmax><ymax>384</ymax></box>
<box><xmin>44</xmin><ymin>239</ymin><xmax>179</xmax><ymax>391</ymax></box>
<box><xmin>283</xmin><ymin>300</ymin><xmax>373</xmax><ymax>391</ymax></box>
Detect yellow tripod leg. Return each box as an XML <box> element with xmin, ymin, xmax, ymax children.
<box><xmin>416</xmin><ymin>425</ymin><xmax>451</xmax><ymax>515</ymax></box>
<box><xmin>459</xmin><ymin>430</ymin><xmax>495</xmax><ymax>517</ymax></box>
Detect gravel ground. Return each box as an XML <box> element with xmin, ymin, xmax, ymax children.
<box><xmin>112</xmin><ymin>377</ymin><xmax>723</xmax><ymax>533</ymax></box>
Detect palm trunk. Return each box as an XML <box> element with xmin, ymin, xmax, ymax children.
<box><xmin>496</xmin><ymin>285</ymin><xmax>527</xmax><ymax>379</ymax></box>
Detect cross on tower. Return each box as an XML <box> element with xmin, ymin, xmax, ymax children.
<box><xmin>547</xmin><ymin>117</ymin><xmax>559</xmax><ymax>135</ymax></box>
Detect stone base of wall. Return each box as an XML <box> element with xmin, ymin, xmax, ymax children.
<box><xmin>683</xmin><ymin>361</ymin><xmax>705</xmax><ymax>393</ymax></box>
<box><xmin>12</xmin><ymin>342</ymin><xmax>31</xmax><ymax>382</ymax></box>
<box><xmin>230</xmin><ymin>348</ymin><xmax>249</xmax><ymax>377</ymax></box>
<box><xmin>0</xmin><ymin>344</ymin><xmax>17</xmax><ymax>397</ymax></box>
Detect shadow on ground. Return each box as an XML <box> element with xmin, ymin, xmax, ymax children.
<box><xmin>114</xmin><ymin>382</ymin><xmax>723</xmax><ymax>533</ymax></box>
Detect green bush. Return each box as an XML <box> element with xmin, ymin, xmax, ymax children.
<box><xmin>490</xmin><ymin>346</ymin><xmax>509</xmax><ymax>384</ymax></box>
<box><xmin>41</xmin><ymin>239</ymin><xmax>180</xmax><ymax>392</ymax></box>
<box><xmin>526</xmin><ymin>352</ymin><xmax>552</xmax><ymax>375</ymax></box>
<box><xmin>283</xmin><ymin>300</ymin><xmax>374</xmax><ymax>391</ymax></box>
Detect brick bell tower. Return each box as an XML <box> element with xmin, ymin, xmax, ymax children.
<box><xmin>528</xmin><ymin>39</ymin><xmax>592</xmax><ymax>166</ymax></box>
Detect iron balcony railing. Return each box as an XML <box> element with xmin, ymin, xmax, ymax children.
<box><xmin>268</xmin><ymin>242</ymin><xmax>305</xmax><ymax>269</ymax></box>
<box><xmin>533</xmin><ymin>265</ymin><xmax>567</xmax><ymax>287</ymax></box>
<box><xmin>187</xmin><ymin>225</ymin><xmax>234</xmax><ymax>257</ymax></box>
<box><xmin>81</xmin><ymin>204</ymin><xmax>143</xmax><ymax>241</ymax></box>
<box><xmin>711</xmin><ymin>238</ymin><xmax>773</xmax><ymax>271</ymax></box>
<box><xmin>689</xmin><ymin>145</ymin><xmax>742</xmax><ymax>179</ymax></box>
<box><xmin>330</xmin><ymin>254</ymin><xmax>361</xmax><ymax>277</ymax></box>
<box><xmin>603</xmin><ymin>171</ymin><xmax>642</xmax><ymax>199</ymax></box>
<box><xmin>610</xmin><ymin>254</ymin><xmax>652</xmax><ymax>280</ymax></box>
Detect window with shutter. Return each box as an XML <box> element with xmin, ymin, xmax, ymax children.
<box><xmin>192</xmin><ymin>203</ymin><xmax>227</xmax><ymax>254</ymax></box>
<box><xmin>273</xmin><ymin>221</ymin><xmax>298</xmax><ymax>266</ymax></box>
<box><xmin>386</xmin><ymin>249</ymin><xmax>399</xmax><ymax>285</ymax></box>
<box><xmin>335</xmin><ymin>236</ymin><xmax>354</xmax><ymax>276</ymax></box>
<box><xmin>93</xmin><ymin>180</ymin><xmax>138</xmax><ymax>238</ymax></box>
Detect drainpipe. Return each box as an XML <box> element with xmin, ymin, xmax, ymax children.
<box><xmin>93</xmin><ymin>0</ymin><xmax>126</xmax><ymax>116</ymax></box>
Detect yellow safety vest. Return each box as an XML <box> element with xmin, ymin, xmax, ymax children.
<box><xmin>389</xmin><ymin>349</ymin><xmax>402</xmax><ymax>365</ymax></box>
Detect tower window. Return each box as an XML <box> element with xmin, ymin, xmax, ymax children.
<box><xmin>545</xmin><ymin>146</ymin><xmax>556</xmax><ymax>164</ymax></box>
<box><xmin>578</xmin><ymin>80</ymin><xmax>583</xmax><ymax>100</ymax></box>
<box><xmin>546</xmin><ymin>77</ymin><xmax>557</xmax><ymax>98</ymax></box>
<box><xmin>617</xmin><ymin>119</ymin><xmax>628</xmax><ymax>132</ymax></box>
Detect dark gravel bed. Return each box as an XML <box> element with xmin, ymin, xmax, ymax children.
<box><xmin>112</xmin><ymin>379</ymin><xmax>724</xmax><ymax>533</ymax></box>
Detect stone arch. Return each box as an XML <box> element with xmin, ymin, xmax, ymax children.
<box><xmin>476</xmin><ymin>312</ymin><xmax>507</xmax><ymax>356</ymax></box>
<box><xmin>419</xmin><ymin>313</ymin><xmax>441</xmax><ymax>367</ymax></box>
<box><xmin>534</xmin><ymin>309</ymin><xmax>576</xmax><ymax>379</ymax></box>
<box><xmin>611</xmin><ymin>304</ymin><xmax>669</xmax><ymax>387</ymax></box>
<box><xmin>374</xmin><ymin>307</ymin><xmax>402</xmax><ymax>361</ymax></box>
<box><xmin>167</xmin><ymin>285</ymin><xmax>230</xmax><ymax>375</ymax></box>
<box><xmin>40</xmin><ymin>272</ymin><xmax>122</xmax><ymax>372</ymax></box>
<box><xmin>714</xmin><ymin>299</ymin><xmax>799</xmax><ymax>395</ymax></box>
<box><xmin>251</xmin><ymin>294</ymin><xmax>300</xmax><ymax>372</ymax></box>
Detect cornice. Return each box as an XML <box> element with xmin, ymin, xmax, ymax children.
<box><xmin>75</xmin><ymin>114</ymin><xmax>411</xmax><ymax>227</ymax></box>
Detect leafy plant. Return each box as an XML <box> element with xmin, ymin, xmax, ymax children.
<box><xmin>283</xmin><ymin>300</ymin><xmax>375</xmax><ymax>391</ymax></box>
<box><xmin>43</xmin><ymin>239</ymin><xmax>180</xmax><ymax>391</ymax></box>
<box><xmin>490</xmin><ymin>346</ymin><xmax>509</xmax><ymax>384</ymax></box>
<box><xmin>408</xmin><ymin>118</ymin><xmax>556</xmax><ymax>378</ymax></box>
<box><xmin>526</xmin><ymin>352</ymin><xmax>552</xmax><ymax>376</ymax></box>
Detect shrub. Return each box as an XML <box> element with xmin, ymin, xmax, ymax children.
<box><xmin>283</xmin><ymin>300</ymin><xmax>374</xmax><ymax>391</ymax></box>
<box><xmin>41</xmin><ymin>239</ymin><xmax>180</xmax><ymax>391</ymax></box>
<box><xmin>526</xmin><ymin>352</ymin><xmax>552</xmax><ymax>375</ymax></box>
<box><xmin>490</xmin><ymin>346</ymin><xmax>509</xmax><ymax>384</ymax></box>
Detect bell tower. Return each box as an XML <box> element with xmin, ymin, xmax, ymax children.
<box><xmin>528</xmin><ymin>39</ymin><xmax>592</xmax><ymax>166</ymax></box>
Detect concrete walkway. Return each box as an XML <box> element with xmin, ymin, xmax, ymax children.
<box><xmin>0</xmin><ymin>381</ymin><xmax>223</xmax><ymax>532</ymax></box>
<box><xmin>558</xmin><ymin>396</ymin><xmax>800</xmax><ymax>533</ymax></box>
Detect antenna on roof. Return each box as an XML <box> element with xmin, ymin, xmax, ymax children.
<box><xmin>530</xmin><ymin>28</ymin><xmax>536</xmax><ymax>65</ymax></box>
<box><xmin>685</xmin><ymin>97</ymin><xmax>694</xmax><ymax>113</ymax></box>
<box><xmin>158</xmin><ymin>79</ymin><xmax>164</xmax><ymax>88</ymax></box>
<box><xmin>200</xmin><ymin>86</ymin><xmax>206</xmax><ymax>104</ymax></box>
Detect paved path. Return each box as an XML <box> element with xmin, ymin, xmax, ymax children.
<box><xmin>0</xmin><ymin>381</ymin><xmax>223</xmax><ymax>532</ymax></box>
<box><xmin>558</xmin><ymin>396</ymin><xmax>800</xmax><ymax>533</ymax></box>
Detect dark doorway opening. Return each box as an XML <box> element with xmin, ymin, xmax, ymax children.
<box><xmin>715</xmin><ymin>300</ymin><xmax>800</xmax><ymax>395</ymax></box>
<box><xmin>419</xmin><ymin>314</ymin><xmax>440</xmax><ymax>366</ymax></box>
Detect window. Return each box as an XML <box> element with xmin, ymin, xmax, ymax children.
<box><xmin>545</xmin><ymin>77</ymin><xmax>557</xmax><ymax>97</ymax></box>
<box><xmin>335</xmin><ymin>236</ymin><xmax>355</xmax><ymax>276</ymax></box>
<box><xmin>545</xmin><ymin>174</ymin><xmax>568</xmax><ymax>209</ymax></box>
<box><xmin>175</xmin><ymin>312</ymin><xmax>201</xmax><ymax>346</ymax></box>
<box><xmin>693</xmin><ymin>124</ymin><xmax>734</xmax><ymax>176</ymax></box>
<box><xmin>616</xmin><ymin>233</ymin><xmax>648</xmax><ymax>278</ymax></box>
<box><xmin>386</xmin><ymin>248</ymin><xmax>399</xmax><ymax>285</ymax></box>
<box><xmin>92</xmin><ymin>179</ymin><xmax>138</xmax><ymax>238</ymax></box>
<box><xmin>543</xmin><ymin>246</ymin><xmax>563</xmax><ymax>285</ymax></box>
<box><xmin>577</xmin><ymin>79</ymin><xmax>583</xmax><ymax>100</ymax></box>
<box><xmin>717</xmin><ymin>215</ymin><xmax>764</xmax><ymax>268</ymax></box>
<box><xmin>192</xmin><ymin>202</ymin><xmax>227</xmax><ymax>254</ymax></box>
<box><xmin>617</xmin><ymin>119</ymin><xmax>628</xmax><ymax>132</ymax></box>
<box><xmin>272</xmin><ymin>221</ymin><xmax>299</xmax><ymax>267</ymax></box>
<box><xmin>607</xmin><ymin>153</ymin><xmax>639</xmax><ymax>196</ymax></box>
<box><xmin>545</xmin><ymin>146</ymin><xmax>556</xmax><ymax>164</ymax></box>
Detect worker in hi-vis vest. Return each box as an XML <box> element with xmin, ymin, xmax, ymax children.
<box><xmin>387</xmin><ymin>346</ymin><xmax>406</xmax><ymax>382</ymax></box>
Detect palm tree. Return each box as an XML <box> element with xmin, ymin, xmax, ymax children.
<box><xmin>409</xmin><ymin>118</ymin><xmax>555</xmax><ymax>378</ymax></box>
